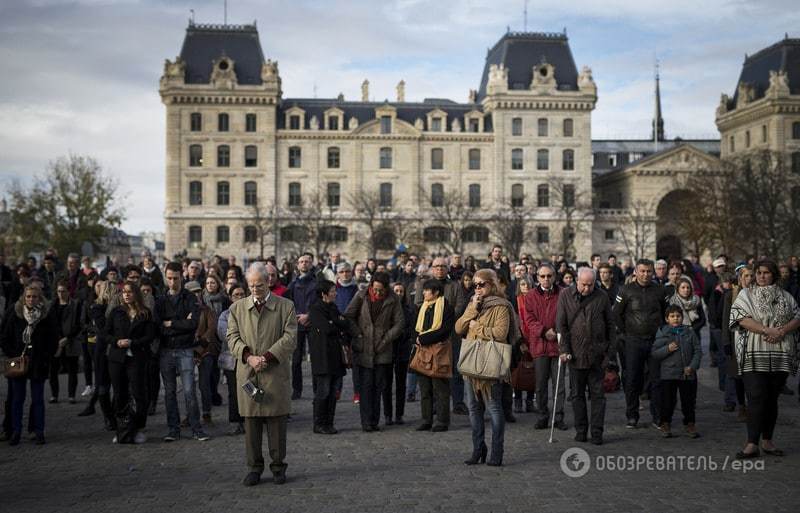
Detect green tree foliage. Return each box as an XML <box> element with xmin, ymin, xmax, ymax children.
<box><xmin>8</xmin><ymin>155</ymin><xmax>125</xmax><ymax>257</ymax></box>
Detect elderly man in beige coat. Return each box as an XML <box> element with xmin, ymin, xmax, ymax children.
<box><xmin>228</xmin><ymin>263</ymin><xmax>297</xmax><ymax>487</ymax></box>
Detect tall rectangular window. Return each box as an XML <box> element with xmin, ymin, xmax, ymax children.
<box><xmin>729</xmin><ymin>136</ymin><xmax>735</xmax><ymax>153</ymax></box>
<box><xmin>762</xmin><ymin>125</ymin><xmax>767</xmax><ymax>143</ymax></box>
<box><xmin>190</xmin><ymin>112</ymin><xmax>202</xmax><ymax>132</ymax></box>
<box><xmin>189</xmin><ymin>144</ymin><xmax>203</xmax><ymax>167</ymax></box>
<box><xmin>511</xmin><ymin>148</ymin><xmax>523</xmax><ymax>170</ymax></box>
<box><xmin>793</xmin><ymin>122</ymin><xmax>800</xmax><ymax>139</ymax></box>
<box><xmin>217</xmin><ymin>181</ymin><xmax>230</xmax><ymax>205</ymax></box>
<box><xmin>792</xmin><ymin>152</ymin><xmax>800</xmax><ymax>174</ymax></box>
<box><xmin>468</xmin><ymin>184</ymin><xmax>481</xmax><ymax>208</ymax></box>
<box><xmin>536</xmin><ymin>226</ymin><xmax>549</xmax><ymax>244</ymax></box>
<box><xmin>512</xmin><ymin>117</ymin><xmax>523</xmax><ymax>136</ymax></box>
<box><xmin>511</xmin><ymin>184</ymin><xmax>524</xmax><ymax>208</ymax></box>
<box><xmin>327</xmin><ymin>147</ymin><xmax>340</xmax><ymax>168</ymax></box>
<box><xmin>328</xmin><ymin>116</ymin><xmax>339</xmax><ymax>130</ymax></box>
<box><xmin>562</xmin><ymin>149</ymin><xmax>575</xmax><ymax>171</ymax></box>
<box><xmin>537</xmin><ymin>184</ymin><xmax>549</xmax><ymax>207</ymax></box>
<box><xmin>288</xmin><ymin>182</ymin><xmax>302</xmax><ymax>207</ymax></box>
<box><xmin>189</xmin><ymin>226</ymin><xmax>202</xmax><ymax>245</ymax></box>
<box><xmin>246</xmin><ymin>113</ymin><xmax>257</xmax><ymax>132</ymax></box>
<box><xmin>563</xmin><ymin>118</ymin><xmax>574</xmax><ymax>137</ymax></box>
<box><xmin>469</xmin><ymin>118</ymin><xmax>480</xmax><ymax>133</ymax></box>
<box><xmin>327</xmin><ymin>182</ymin><xmax>340</xmax><ymax>207</ymax></box>
<box><xmin>431</xmin><ymin>148</ymin><xmax>444</xmax><ymax>170</ymax></box>
<box><xmin>218</xmin><ymin>113</ymin><xmax>229</xmax><ymax>132</ymax></box>
<box><xmin>745</xmin><ymin>130</ymin><xmax>751</xmax><ymax>148</ymax></box>
<box><xmin>468</xmin><ymin>149</ymin><xmax>481</xmax><ymax>170</ymax></box>
<box><xmin>216</xmin><ymin>225</ymin><xmax>230</xmax><ymax>244</ymax></box>
<box><xmin>562</xmin><ymin>184</ymin><xmax>575</xmax><ymax>208</ymax></box>
<box><xmin>189</xmin><ymin>181</ymin><xmax>202</xmax><ymax>205</ymax></box>
<box><xmin>290</xmin><ymin>115</ymin><xmax>301</xmax><ymax>130</ymax></box>
<box><xmin>537</xmin><ymin>149</ymin><xmax>549</xmax><ymax>170</ymax></box>
<box><xmin>244</xmin><ymin>181</ymin><xmax>257</xmax><ymax>206</ymax></box>
<box><xmin>217</xmin><ymin>145</ymin><xmax>230</xmax><ymax>167</ymax></box>
<box><xmin>538</xmin><ymin>118</ymin><xmax>548</xmax><ymax>136</ymax></box>
<box><xmin>288</xmin><ymin>146</ymin><xmax>301</xmax><ymax>168</ymax></box>
<box><xmin>379</xmin><ymin>183</ymin><xmax>392</xmax><ymax>208</ymax></box>
<box><xmin>431</xmin><ymin>183</ymin><xmax>444</xmax><ymax>207</ymax></box>
<box><xmin>380</xmin><ymin>116</ymin><xmax>392</xmax><ymax>134</ymax></box>
<box><xmin>244</xmin><ymin>145</ymin><xmax>257</xmax><ymax>167</ymax></box>
<box><xmin>431</xmin><ymin>117</ymin><xmax>442</xmax><ymax>132</ymax></box>
<box><xmin>379</xmin><ymin>147</ymin><xmax>392</xmax><ymax>169</ymax></box>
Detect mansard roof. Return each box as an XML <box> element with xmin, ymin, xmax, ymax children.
<box><xmin>277</xmin><ymin>99</ymin><xmax>492</xmax><ymax>132</ymax></box>
<box><xmin>477</xmin><ymin>31</ymin><xmax>579</xmax><ymax>100</ymax></box>
<box><xmin>729</xmin><ymin>36</ymin><xmax>800</xmax><ymax>109</ymax></box>
<box><xmin>179</xmin><ymin>22</ymin><xmax>265</xmax><ymax>85</ymax></box>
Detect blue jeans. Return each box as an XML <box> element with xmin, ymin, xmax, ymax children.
<box><xmin>406</xmin><ymin>371</ymin><xmax>418</xmax><ymax>396</ymax></box>
<box><xmin>10</xmin><ymin>377</ymin><xmax>45</xmax><ymax>435</ymax></box>
<box><xmin>451</xmin><ymin>338</ymin><xmax>465</xmax><ymax>407</ymax></box>
<box><xmin>464</xmin><ymin>377</ymin><xmax>504</xmax><ymax>461</ymax></box>
<box><xmin>160</xmin><ymin>348</ymin><xmax>202</xmax><ymax>434</ymax></box>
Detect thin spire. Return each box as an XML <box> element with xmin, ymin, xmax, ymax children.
<box><xmin>524</xmin><ymin>0</ymin><xmax>528</xmax><ymax>31</ymax></box>
<box><xmin>652</xmin><ymin>59</ymin><xmax>664</xmax><ymax>145</ymax></box>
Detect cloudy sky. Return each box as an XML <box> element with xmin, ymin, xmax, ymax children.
<box><xmin>1</xmin><ymin>0</ymin><xmax>798</xmax><ymax>234</ymax></box>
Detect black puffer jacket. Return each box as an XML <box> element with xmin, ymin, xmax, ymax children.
<box><xmin>612</xmin><ymin>281</ymin><xmax>667</xmax><ymax>338</ymax></box>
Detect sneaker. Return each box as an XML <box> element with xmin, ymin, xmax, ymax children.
<box><xmin>81</xmin><ymin>385</ymin><xmax>94</xmax><ymax>397</ymax></box>
<box><xmin>112</xmin><ymin>435</ymin><xmax>119</xmax><ymax>444</ymax></box>
<box><xmin>134</xmin><ymin>432</ymin><xmax>147</xmax><ymax>444</ymax></box>
<box><xmin>660</xmin><ymin>423</ymin><xmax>672</xmax><ymax>438</ymax></box>
<box><xmin>651</xmin><ymin>422</ymin><xmax>662</xmax><ymax>431</ymax></box>
<box><xmin>163</xmin><ymin>432</ymin><xmax>180</xmax><ymax>442</ymax></box>
<box><xmin>685</xmin><ymin>423</ymin><xmax>700</xmax><ymax>439</ymax></box>
<box><xmin>353</xmin><ymin>392</ymin><xmax>361</xmax><ymax>404</ymax></box>
<box><xmin>193</xmin><ymin>431</ymin><xmax>211</xmax><ymax>441</ymax></box>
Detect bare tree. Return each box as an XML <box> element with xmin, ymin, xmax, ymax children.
<box><xmin>425</xmin><ymin>187</ymin><xmax>479</xmax><ymax>255</ymax></box>
<box><xmin>278</xmin><ymin>187</ymin><xmax>339</xmax><ymax>260</ymax></box>
<box><xmin>614</xmin><ymin>199</ymin><xmax>657</xmax><ymax>261</ymax></box>
<box><xmin>247</xmin><ymin>197</ymin><xmax>277</xmax><ymax>259</ymax></box>
<box><xmin>488</xmin><ymin>202</ymin><xmax>531</xmax><ymax>261</ymax></box>
<box><xmin>547</xmin><ymin>178</ymin><xmax>593</xmax><ymax>261</ymax></box>
<box><xmin>348</xmin><ymin>190</ymin><xmax>396</xmax><ymax>259</ymax></box>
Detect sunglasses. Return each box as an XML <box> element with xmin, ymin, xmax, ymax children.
<box><xmin>538</xmin><ymin>274</ymin><xmax>553</xmax><ymax>278</ymax></box>
<box><xmin>474</xmin><ymin>281</ymin><xmax>487</xmax><ymax>288</ymax></box>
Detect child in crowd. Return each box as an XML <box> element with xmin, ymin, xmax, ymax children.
<box><xmin>652</xmin><ymin>305</ymin><xmax>702</xmax><ymax>438</ymax></box>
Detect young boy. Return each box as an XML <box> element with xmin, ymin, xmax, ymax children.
<box><xmin>652</xmin><ymin>305</ymin><xmax>702</xmax><ymax>438</ymax></box>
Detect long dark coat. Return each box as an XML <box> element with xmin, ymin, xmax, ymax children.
<box><xmin>308</xmin><ymin>299</ymin><xmax>350</xmax><ymax>377</ymax></box>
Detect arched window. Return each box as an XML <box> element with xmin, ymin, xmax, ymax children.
<box><xmin>320</xmin><ymin>226</ymin><xmax>348</xmax><ymax>242</ymax></box>
<box><xmin>327</xmin><ymin>147</ymin><xmax>340</xmax><ymax>169</ymax></box>
<box><xmin>217</xmin><ymin>181</ymin><xmax>230</xmax><ymax>205</ymax></box>
<box><xmin>189</xmin><ymin>181</ymin><xmax>202</xmax><ymax>205</ymax></box>
<box><xmin>468</xmin><ymin>184</ymin><xmax>481</xmax><ymax>208</ymax></box>
<box><xmin>537</xmin><ymin>184</ymin><xmax>549</xmax><ymax>207</ymax></box>
<box><xmin>563</xmin><ymin>118</ymin><xmax>574</xmax><ymax>137</ymax></box>
<box><xmin>218</xmin><ymin>113</ymin><xmax>229</xmax><ymax>132</ymax></box>
<box><xmin>217</xmin><ymin>145</ymin><xmax>230</xmax><ymax>167</ymax></box>
<box><xmin>379</xmin><ymin>183</ymin><xmax>392</xmax><ymax>208</ymax></box>
<box><xmin>511</xmin><ymin>184</ymin><xmax>524</xmax><ymax>208</ymax></box>
<box><xmin>431</xmin><ymin>148</ymin><xmax>444</xmax><ymax>170</ymax></box>
<box><xmin>379</xmin><ymin>147</ymin><xmax>392</xmax><ymax>169</ymax></box>
<box><xmin>216</xmin><ymin>225</ymin><xmax>230</xmax><ymax>244</ymax></box>
<box><xmin>511</xmin><ymin>148</ymin><xmax>523</xmax><ymax>170</ymax></box>
<box><xmin>423</xmin><ymin>226</ymin><xmax>450</xmax><ymax>243</ymax></box>
<box><xmin>327</xmin><ymin>182</ymin><xmax>340</xmax><ymax>207</ymax></box>
<box><xmin>244</xmin><ymin>225</ymin><xmax>258</xmax><ymax>243</ymax></box>
<box><xmin>512</xmin><ymin>117</ymin><xmax>523</xmax><ymax>136</ymax></box>
<box><xmin>461</xmin><ymin>226</ymin><xmax>489</xmax><ymax>243</ymax></box>
<box><xmin>189</xmin><ymin>144</ymin><xmax>203</xmax><ymax>167</ymax></box>
<box><xmin>188</xmin><ymin>225</ymin><xmax>202</xmax><ymax>246</ymax></box>
<box><xmin>538</xmin><ymin>118</ymin><xmax>548</xmax><ymax>137</ymax></box>
<box><xmin>468</xmin><ymin>149</ymin><xmax>481</xmax><ymax>170</ymax></box>
<box><xmin>537</xmin><ymin>149</ymin><xmax>549</xmax><ymax>170</ymax></box>
<box><xmin>190</xmin><ymin>112</ymin><xmax>202</xmax><ymax>132</ymax></box>
<box><xmin>288</xmin><ymin>146</ymin><xmax>301</xmax><ymax>168</ymax></box>
<box><xmin>244</xmin><ymin>181</ymin><xmax>257</xmax><ymax>206</ymax></box>
<box><xmin>244</xmin><ymin>145</ymin><xmax>257</xmax><ymax>167</ymax></box>
<box><xmin>288</xmin><ymin>182</ymin><xmax>302</xmax><ymax>207</ymax></box>
<box><xmin>562</xmin><ymin>149</ymin><xmax>575</xmax><ymax>171</ymax></box>
<box><xmin>431</xmin><ymin>183</ymin><xmax>444</xmax><ymax>207</ymax></box>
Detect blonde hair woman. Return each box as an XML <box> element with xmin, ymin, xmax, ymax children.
<box><xmin>455</xmin><ymin>269</ymin><xmax>520</xmax><ymax>467</ymax></box>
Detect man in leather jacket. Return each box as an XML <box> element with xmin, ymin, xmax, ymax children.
<box><xmin>612</xmin><ymin>259</ymin><xmax>666</xmax><ymax>429</ymax></box>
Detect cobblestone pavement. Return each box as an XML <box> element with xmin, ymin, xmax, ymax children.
<box><xmin>2</xmin><ymin>343</ymin><xmax>800</xmax><ymax>513</ymax></box>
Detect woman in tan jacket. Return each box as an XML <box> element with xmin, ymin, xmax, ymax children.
<box><xmin>456</xmin><ymin>269</ymin><xmax>518</xmax><ymax>467</ymax></box>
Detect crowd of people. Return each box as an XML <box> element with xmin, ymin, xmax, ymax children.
<box><xmin>1</xmin><ymin>246</ymin><xmax>799</xmax><ymax>484</ymax></box>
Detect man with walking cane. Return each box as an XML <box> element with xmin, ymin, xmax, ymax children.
<box><xmin>556</xmin><ymin>268</ymin><xmax>613</xmax><ymax>445</ymax></box>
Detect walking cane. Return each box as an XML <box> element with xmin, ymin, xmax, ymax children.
<box><xmin>549</xmin><ymin>333</ymin><xmax>569</xmax><ymax>443</ymax></box>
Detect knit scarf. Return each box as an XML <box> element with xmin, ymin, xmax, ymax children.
<box><xmin>751</xmin><ymin>284</ymin><xmax>794</xmax><ymax>326</ymax></box>
<box><xmin>22</xmin><ymin>304</ymin><xmax>43</xmax><ymax>349</ymax></box>
<box><xmin>669</xmin><ymin>292</ymin><xmax>700</xmax><ymax>325</ymax></box>
<box><xmin>415</xmin><ymin>296</ymin><xmax>444</xmax><ymax>335</ymax></box>
<box><xmin>367</xmin><ymin>287</ymin><xmax>385</xmax><ymax>321</ymax></box>
<box><xmin>467</xmin><ymin>294</ymin><xmax>520</xmax><ymax>399</ymax></box>
<box><xmin>203</xmin><ymin>290</ymin><xmax>226</xmax><ymax>316</ymax></box>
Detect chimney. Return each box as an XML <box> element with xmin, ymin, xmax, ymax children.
<box><xmin>361</xmin><ymin>79</ymin><xmax>369</xmax><ymax>102</ymax></box>
<box><xmin>468</xmin><ymin>89</ymin><xmax>477</xmax><ymax>103</ymax></box>
<box><xmin>396</xmin><ymin>80</ymin><xmax>405</xmax><ymax>102</ymax></box>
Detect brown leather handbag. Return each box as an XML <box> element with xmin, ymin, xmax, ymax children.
<box><xmin>511</xmin><ymin>352</ymin><xmax>536</xmax><ymax>392</ymax></box>
<box><xmin>410</xmin><ymin>341</ymin><xmax>453</xmax><ymax>379</ymax></box>
<box><xmin>4</xmin><ymin>346</ymin><xmax>30</xmax><ymax>379</ymax></box>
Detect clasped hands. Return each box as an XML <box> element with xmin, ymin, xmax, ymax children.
<box><xmin>763</xmin><ymin>326</ymin><xmax>785</xmax><ymax>344</ymax></box>
<box><xmin>247</xmin><ymin>354</ymin><xmax>268</xmax><ymax>371</ymax></box>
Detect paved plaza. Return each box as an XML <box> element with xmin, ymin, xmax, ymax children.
<box><xmin>3</xmin><ymin>343</ymin><xmax>800</xmax><ymax>513</ymax></box>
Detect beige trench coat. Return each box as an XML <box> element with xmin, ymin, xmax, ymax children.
<box><xmin>227</xmin><ymin>294</ymin><xmax>297</xmax><ymax>417</ymax></box>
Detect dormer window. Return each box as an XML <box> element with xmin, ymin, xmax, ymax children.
<box><xmin>431</xmin><ymin>118</ymin><xmax>442</xmax><ymax>132</ymax></box>
<box><xmin>285</xmin><ymin>106</ymin><xmax>306</xmax><ymax>131</ymax></box>
<box><xmin>380</xmin><ymin>116</ymin><xmax>392</xmax><ymax>134</ymax></box>
<box><xmin>469</xmin><ymin>119</ymin><xmax>480</xmax><ymax>133</ymax></box>
<box><xmin>328</xmin><ymin>117</ymin><xmax>339</xmax><ymax>130</ymax></box>
<box><xmin>324</xmin><ymin>107</ymin><xmax>344</xmax><ymax>131</ymax></box>
<box><xmin>290</xmin><ymin>115</ymin><xmax>301</xmax><ymax>130</ymax></box>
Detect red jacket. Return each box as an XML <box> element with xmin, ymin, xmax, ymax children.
<box><xmin>523</xmin><ymin>285</ymin><xmax>561</xmax><ymax>358</ymax></box>
<box><xmin>270</xmin><ymin>283</ymin><xmax>288</xmax><ymax>297</ymax></box>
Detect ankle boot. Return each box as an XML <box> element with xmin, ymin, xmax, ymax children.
<box><xmin>464</xmin><ymin>443</ymin><xmax>488</xmax><ymax>465</ymax></box>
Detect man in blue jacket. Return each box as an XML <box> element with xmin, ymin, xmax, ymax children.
<box><xmin>286</xmin><ymin>253</ymin><xmax>319</xmax><ymax>399</ymax></box>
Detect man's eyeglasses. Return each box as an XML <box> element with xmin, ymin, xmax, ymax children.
<box><xmin>538</xmin><ymin>274</ymin><xmax>553</xmax><ymax>279</ymax></box>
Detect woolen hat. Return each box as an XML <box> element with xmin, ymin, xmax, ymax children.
<box><xmin>185</xmin><ymin>281</ymin><xmax>202</xmax><ymax>293</ymax></box>
<box><xmin>712</xmin><ymin>258</ymin><xmax>726</xmax><ymax>268</ymax></box>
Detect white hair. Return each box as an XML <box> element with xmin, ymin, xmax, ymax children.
<box><xmin>246</xmin><ymin>262</ymin><xmax>269</xmax><ymax>282</ymax></box>
<box><xmin>577</xmin><ymin>267</ymin><xmax>596</xmax><ymax>281</ymax></box>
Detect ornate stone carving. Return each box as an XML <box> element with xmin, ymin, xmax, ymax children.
<box><xmin>361</xmin><ymin>79</ymin><xmax>369</xmax><ymax>102</ymax></box>
<box><xmin>531</xmin><ymin>59</ymin><xmax>556</xmax><ymax>92</ymax></box>
<box><xmin>396</xmin><ymin>80</ymin><xmax>405</xmax><ymax>102</ymax></box>
<box><xmin>451</xmin><ymin>118</ymin><xmax>461</xmax><ymax>133</ymax></box>
<box><xmin>486</xmin><ymin>64</ymin><xmax>508</xmax><ymax>95</ymax></box>
<box><xmin>160</xmin><ymin>57</ymin><xmax>186</xmax><ymax>88</ymax></box>
<box><xmin>716</xmin><ymin>94</ymin><xmax>730</xmax><ymax>117</ymax></box>
<box><xmin>210</xmin><ymin>55</ymin><xmax>238</xmax><ymax>90</ymax></box>
<box><xmin>578</xmin><ymin>66</ymin><xmax>596</xmax><ymax>95</ymax></box>
<box><xmin>468</xmin><ymin>89</ymin><xmax>477</xmax><ymax>103</ymax></box>
<box><xmin>736</xmin><ymin>82</ymin><xmax>756</xmax><ymax>108</ymax></box>
<box><xmin>766</xmin><ymin>70</ymin><xmax>790</xmax><ymax>98</ymax></box>
<box><xmin>348</xmin><ymin>117</ymin><xmax>359</xmax><ymax>130</ymax></box>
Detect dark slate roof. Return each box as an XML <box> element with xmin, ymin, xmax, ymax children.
<box><xmin>477</xmin><ymin>31</ymin><xmax>578</xmax><ymax>100</ymax></box>
<box><xmin>591</xmin><ymin>139</ymin><xmax>720</xmax><ymax>176</ymax></box>
<box><xmin>729</xmin><ymin>37</ymin><xmax>800</xmax><ymax>109</ymax></box>
<box><xmin>277</xmin><ymin>99</ymin><xmax>492</xmax><ymax>132</ymax></box>
<box><xmin>179</xmin><ymin>22</ymin><xmax>265</xmax><ymax>85</ymax></box>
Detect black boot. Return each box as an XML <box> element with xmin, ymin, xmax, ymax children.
<box><xmin>312</xmin><ymin>398</ymin><xmax>325</xmax><ymax>433</ymax></box>
<box><xmin>464</xmin><ymin>443</ymin><xmax>488</xmax><ymax>465</ymax></box>
<box><xmin>99</xmin><ymin>393</ymin><xmax>116</xmax><ymax>431</ymax></box>
<box><xmin>326</xmin><ymin>396</ymin><xmax>338</xmax><ymax>434</ymax></box>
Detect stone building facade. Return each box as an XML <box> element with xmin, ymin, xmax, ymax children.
<box><xmin>160</xmin><ymin>23</ymin><xmax>597</xmax><ymax>261</ymax></box>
